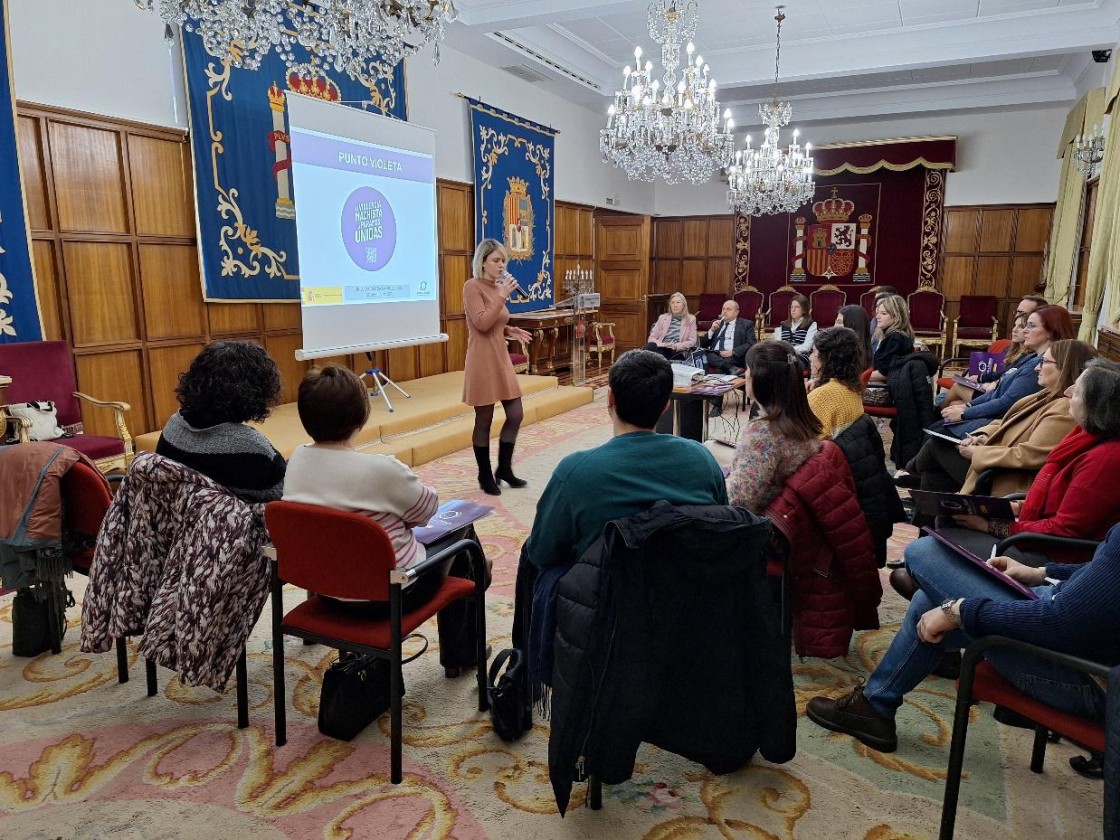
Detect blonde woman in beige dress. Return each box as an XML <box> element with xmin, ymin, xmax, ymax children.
<box><xmin>464</xmin><ymin>238</ymin><xmax>533</xmax><ymax>495</ymax></box>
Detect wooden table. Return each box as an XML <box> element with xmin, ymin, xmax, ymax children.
<box><xmin>668</xmin><ymin>377</ymin><xmax>745</xmax><ymax>441</ymax></box>
<box><xmin>507</xmin><ymin>308</ymin><xmax>597</xmax><ymax>375</ymax></box>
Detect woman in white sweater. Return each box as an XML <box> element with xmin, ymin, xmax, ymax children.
<box><xmin>773</xmin><ymin>293</ymin><xmax>817</xmax><ymax>369</ymax></box>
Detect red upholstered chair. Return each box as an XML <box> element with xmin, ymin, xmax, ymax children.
<box><xmin>952</xmin><ymin>295</ymin><xmax>999</xmax><ymax>357</ymax></box>
<box><xmin>0</xmin><ymin>340</ymin><xmax>133</xmax><ymax>473</ymax></box>
<box><xmin>940</xmin><ymin>636</ymin><xmax>1111</xmax><ymax>840</ymax></box>
<box><xmin>695</xmin><ymin>293</ymin><xmax>724</xmax><ymax>332</ymax></box>
<box><xmin>859</xmin><ymin>367</ymin><xmax>897</xmax><ymax>419</ymax></box>
<box><xmin>764</xmin><ymin>285</ymin><xmax>798</xmax><ymax>336</ymax></box>
<box><xmin>506</xmin><ymin>336</ymin><xmax>530</xmax><ymax>374</ymax></box>
<box><xmin>809</xmin><ymin>284</ymin><xmax>847</xmax><ymax>331</ymax></box>
<box><xmin>935</xmin><ymin>338</ymin><xmax>1012</xmax><ymax>393</ymax></box>
<box><xmin>265</xmin><ymin>501</ymin><xmax>488</xmax><ymax>784</ymax></box>
<box><xmin>733</xmin><ymin>287</ymin><xmax>765</xmax><ymax>338</ymax></box>
<box><xmin>589</xmin><ymin>322</ymin><xmax>617</xmax><ymax>370</ymax></box>
<box><xmin>860</xmin><ymin>285</ymin><xmax>895</xmax><ymax>317</ymax></box>
<box><xmin>907</xmin><ymin>287</ymin><xmax>949</xmax><ymax>359</ymax></box>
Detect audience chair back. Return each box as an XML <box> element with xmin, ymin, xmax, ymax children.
<box><xmin>733</xmin><ymin>287</ymin><xmax>765</xmax><ymax>331</ymax></box>
<box><xmin>809</xmin><ymin>284</ymin><xmax>847</xmax><ymax>330</ymax></box>
<box><xmin>907</xmin><ymin>286</ymin><xmax>948</xmax><ymax>358</ymax></box>
<box><xmin>695</xmin><ymin>294</ymin><xmax>724</xmax><ymax>331</ymax></box>
<box><xmin>860</xmin><ymin>285</ymin><xmax>896</xmax><ymax>317</ymax></box>
<box><xmin>952</xmin><ymin>294</ymin><xmax>1000</xmax><ymax>356</ymax></box>
<box><xmin>764</xmin><ymin>285</ymin><xmax>798</xmax><ymax>334</ymax></box>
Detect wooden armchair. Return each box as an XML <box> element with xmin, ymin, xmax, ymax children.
<box><xmin>506</xmin><ymin>335</ymin><xmax>530</xmax><ymax>374</ymax></box>
<box><xmin>589</xmin><ymin>322</ymin><xmax>617</xmax><ymax>370</ymax></box>
<box><xmin>0</xmin><ymin>340</ymin><xmax>133</xmax><ymax>473</ymax></box>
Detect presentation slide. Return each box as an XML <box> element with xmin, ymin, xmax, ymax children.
<box><xmin>287</xmin><ymin>93</ymin><xmax>445</xmax><ymax>359</ymax></box>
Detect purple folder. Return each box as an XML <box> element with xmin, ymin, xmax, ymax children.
<box><xmin>413</xmin><ymin>500</ymin><xmax>494</xmax><ymax>545</ymax></box>
<box><xmin>920</xmin><ymin>527</ymin><xmax>1038</xmax><ymax>600</ymax></box>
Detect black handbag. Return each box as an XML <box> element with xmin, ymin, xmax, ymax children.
<box><xmin>487</xmin><ymin>648</ymin><xmax>531</xmax><ymax>742</ymax></box>
<box><xmin>318</xmin><ymin>635</ymin><xmax>427</xmax><ymax>741</ymax></box>
<box><xmin>12</xmin><ymin>584</ymin><xmax>71</xmax><ymax>657</ymax></box>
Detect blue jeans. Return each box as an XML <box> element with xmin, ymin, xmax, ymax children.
<box><xmin>863</xmin><ymin>536</ymin><xmax>1106</xmax><ymax>721</ymax></box>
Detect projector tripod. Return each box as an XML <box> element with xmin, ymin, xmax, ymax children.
<box><xmin>361</xmin><ymin>357</ymin><xmax>411</xmax><ymax>413</ymax></box>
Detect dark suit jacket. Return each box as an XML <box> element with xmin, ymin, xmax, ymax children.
<box><xmin>699</xmin><ymin>318</ymin><xmax>755</xmax><ymax>367</ymax></box>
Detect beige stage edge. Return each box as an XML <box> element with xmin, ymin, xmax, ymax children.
<box><xmin>134</xmin><ymin>372</ymin><xmax>594</xmax><ymax>467</ymax></box>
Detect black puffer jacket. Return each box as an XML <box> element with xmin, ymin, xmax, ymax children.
<box><xmin>886</xmin><ymin>351</ymin><xmax>938</xmax><ymax>467</ymax></box>
<box><xmin>1106</xmin><ymin>664</ymin><xmax>1120</xmax><ymax>839</ymax></box>
<box><xmin>834</xmin><ymin>414</ymin><xmax>907</xmax><ymax>567</ymax></box>
<box><xmin>548</xmin><ymin>502</ymin><xmax>795</xmax><ymax>815</ymax></box>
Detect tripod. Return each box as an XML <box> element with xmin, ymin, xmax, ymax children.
<box><xmin>361</xmin><ymin>353</ymin><xmax>411</xmax><ymax>412</ymax></box>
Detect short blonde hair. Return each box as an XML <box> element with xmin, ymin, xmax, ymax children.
<box><xmin>667</xmin><ymin>292</ymin><xmax>691</xmax><ymax>318</ymax></box>
<box><xmin>876</xmin><ymin>294</ymin><xmax>914</xmax><ymax>340</ymax></box>
<box><xmin>472</xmin><ymin>238</ymin><xmax>508</xmax><ymax>279</ymax></box>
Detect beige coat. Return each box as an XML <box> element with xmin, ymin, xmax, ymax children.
<box><xmin>959</xmin><ymin>390</ymin><xmax>1074</xmax><ymax>496</ymax></box>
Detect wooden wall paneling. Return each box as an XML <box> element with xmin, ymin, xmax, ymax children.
<box><xmin>441</xmin><ymin>254</ymin><xmax>470</xmax><ymax>315</ymax></box>
<box><xmin>600</xmin><ymin>224</ymin><xmax>643</xmax><ymax>261</ymax></box>
<box><xmin>418</xmin><ymin>339</ymin><xmax>446</xmax><ymax>377</ymax></box>
<box><xmin>74</xmin><ymin>349</ymin><xmax>149</xmax><ymax>437</ymax></box>
<box><xmin>47</xmin><ymin>121</ymin><xmax>130</xmax><ymax>234</ymax></box>
<box><xmin>557</xmin><ymin>204</ymin><xmax>580</xmax><ymax>253</ymax></box>
<box><xmin>1015</xmin><ymin>207</ymin><xmax>1053</xmax><ymax>252</ymax></box>
<box><xmin>208</xmin><ymin>302</ymin><xmax>261</xmax><ymax>334</ymax></box>
<box><xmin>598</xmin><ymin>304</ymin><xmax>646</xmax><ymax>352</ymax></box>
<box><xmin>263</xmin><ymin>333</ymin><xmax>307</xmax><ymax>404</ymax></box>
<box><xmin>263</xmin><ymin>302</ymin><xmax>301</xmax><ymax>330</ymax></box>
<box><xmin>705</xmin><ymin>259</ymin><xmax>732</xmax><ymax>294</ymax></box>
<box><xmin>61</xmin><ymin>241</ymin><xmax>140</xmax><ymax>345</ymax></box>
<box><xmin>944</xmin><ymin>209</ymin><xmax>979</xmax><ymax>253</ymax></box>
<box><xmin>386</xmin><ymin>346</ymin><xmax>419</xmax><ymax>382</ymax></box>
<box><xmin>974</xmin><ymin>256</ymin><xmax>1011</xmax><ymax>297</ymax></box>
<box><xmin>30</xmin><ymin>240</ymin><xmax>64</xmax><ymax>340</ymax></box>
<box><xmin>1010</xmin><ymin>255</ymin><xmax>1045</xmax><ymax>298</ymax></box>
<box><xmin>682</xmin><ymin>220</ymin><xmax>707</xmax><ymax>257</ymax></box>
<box><xmin>654</xmin><ymin>259</ymin><xmax>681</xmax><ymax>294</ymax></box>
<box><xmin>978</xmin><ymin>209</ymin><xmax>1015</xmax><ymax>252</ymax></box>
<box><xmin>445</xmin><ymin>319</ymin><xmax>467</xmax><ymax>370</ymax></box>
<box><xmin>942</xmin><ymin>256</ymin><xmax>976</xmax><ymax>300</ymax></box>
<box><xmin>578</xmin><ymin>208</ymin><xmax>594</xmax><ymax>255</ymax></box>
<box><xmin>147</xmin><ymin>342</ymin><xmax>206</xmax><ymax>428</ymax></box>
<box><xmin>681</xmin><ymin>260</ymin><xmax>706</xmax><ymax>296</ymax></box>
<box><xmin>16</xmin><ymin>116</ymin><xmax>51</xmax><ymax>230</ymax></box>
<box><xmin>436</xmin><ymin>182</ymin><xmax>473</xmax><ymax>253</ymax></box>
<box><xmin>600</xmin><ymin>268</ymin><xmax>643</xmax><ymax>301</ymax></box>
<box><xmin>655</xmin><ymin>219</ymin><xmax>682</xmax><ymax>258</ymax></box>
<box><xmin>708</xmin><ymin>217</ymin><xmax>733</xmax><ymax>256</ymax></box>
<box><xmin>128</xmin><ymin>136</ymin><xmax>195</xmax><ymax>237</ymax></box>
<box><xmin>138</xmin><ymin>244</ymin><xmax>206</xmax><ymax>340</ymax></box>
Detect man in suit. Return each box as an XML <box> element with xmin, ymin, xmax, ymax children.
<box><xmin>698</xmin><ymin>299</ymin><xmax>756</xmax><ymax>417</ymax></box>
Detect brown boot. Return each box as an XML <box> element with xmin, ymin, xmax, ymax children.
<box><xmin>889</xmin><ymin>568</ymin><xmax>919</xmax><ymax>601</ymax></box>
<box><xmin>807</xmin><ymin>683</ymin><xmax>898</xmax><ymax>752</ymax></box>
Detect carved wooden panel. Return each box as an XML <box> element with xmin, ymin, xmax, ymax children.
<box><xmin>600</xmin><ymin>225</ymin><xmax>642</xmax><ymax>260</ymax></box>
<box><xmin>655</xmin><ymin>219</ymin><xmax>682</xmax><ymax>258</ymax></box>
<box><xmin>974</xmin><ymin>256</ymin><xmax>1011</xmax><ymax>297</ymax></box>
<box><xmin>597</xmin><ymin>304</ymin><xmax>646</xmax><ymax>352</ymax></box>
<box><xmin>386</xmin><ymin>346</ymin><xmax>419</xmax><ymax>382</ymax></box>
<box><xmin>979</xmin><ymin>209</ymin><xmax>1015</xmax><ymax>253</ymax></box>
<box><xmin>419</xmin><ymin>339</ymin><xmax>446</xmax><ymax>378</ymax></box>
<box><xmin>263</xmin><ymin>333</ymin><xmax>306</xmax><ymax>404</ymax></box>
<box><xmin>128</xmin><ymin>136</ymin><xmax>194</xmax><ymax>237</ymax></box>
<box><xmin>74</xmin><ymin>349</ymin><xmax>149</xmax><ymax>437</ymax></box>
<box><xmin>264</xmin><ymin>302</ymin><xmax>301</xmax><ymax>330</ymax></box>
<box><xmin>441</xmin><ymin>254</ymin><xmax>470</xmax><ymax>315</ymax></box>
<box><xmin>147</xmin><ymin>342</ymin><xmax>205</xmax><ymax>428</ymax></box>
<box><xmin>1015</xmin><ymin>208</ymin><xmax>1052</xmax><ymax>252</ymax></box>
<box><xmin>31</xmin><ymin>240</ymin><xmax>64</xmax><ymax>340</ymax></box>
<box><xmin>62</xmin><ymin>242</ymin><xmax>140</xmax><ymax>345</ymax></box>
<box><xmin>683</xmin><ymin>220</ymin><xmax>707</xmax><ymax>257</ymax></box>
<box><xmin>944</xmin><ymin>209</ymin><xmax>979</xmax><ymax>253</ymax></box>
<box><xmin>445</xmin><ymin>319</ymin><xmax>467</xmax><ymax>371</ymax></box>
<box><xmin>208</xmin><ymin>302</ymin><xmax>261</xmax><ymax>334</ymax></box>
<box><xmin>705</xmin><ymin>258</ymin><xmax>732</xmax><ymax>294</ymax></box>
<box><xmin>139</xmin><ymin>244</ymin><xmax>206</xmax><ymax>340</ymax></box>
<box><xmin>708</xmin><ymin>218</ymin><xmax>733</xmax><ymax>256</ymax></box>
<box><xmin>436</xmin><ymin>182</ymin><xmax>473</xmax><ymax>253</ymax></box>
<box><xmin>48</xmin><ymin>121</ymin><xmax>129</xmax><ymax>234</ymax></box>
<box><xmin>681</xmin><ymin>260</ymin><xmax>707</xmax><ymax>296</ymax></box>
<box><xmin>942</xmin><ymin>256</ymin><xmax>975</xmax><ymax>300</ymax></box>
<box><xmin>600</xmin><ymin>268</ymin><xmax>643</xmax><ymax>301</ymax></box>
<box><xmin>557</xmin><ymin>204</ymin><xmax>580</xmax><ymax>254</ymax></box>
<box><xmin>654</xmin><ymin>260</ymin><xmax>681</xmax><ymax>294</ymax></box>
<box><xmin>578</xmin><ymin>208</ymin><xmax>594</xmax><ymax>255</ymax></box>
<box><xmin>1010</xmin><ymin>255</ymin><xmax>1045</xmax><ymax>297</ymax></box>
<box><xmin>16</xmin><ymin>116</ymin><xmax>50</xmax><ymax>230</ymax></box>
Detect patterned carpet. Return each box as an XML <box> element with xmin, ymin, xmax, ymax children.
<box><xmin>0</xmin><ymin>393</ymin><xmax>1105</xmax><ymax>839</ymax></box>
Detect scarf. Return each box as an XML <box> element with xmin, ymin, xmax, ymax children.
<box><xmin>1019</xmin><ymin>425</ymin><xmax>1101</xmax><ymax>523</ymax></box>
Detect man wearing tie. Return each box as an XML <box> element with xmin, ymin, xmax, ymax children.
<box><xmin>698</xmin><ymin>299</ymin><xmax>756</xmax><ymax>417</ymax></box>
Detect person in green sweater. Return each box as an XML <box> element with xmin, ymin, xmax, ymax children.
<box><xmin>526</xmin><ymin>349</ymin><xmax>728</xmax><ymax>568</ymax></box>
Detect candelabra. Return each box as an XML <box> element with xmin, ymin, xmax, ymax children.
<box><xmin>1073</xmin><ymin>123</ymin><xmax>1106</xmax><ymax>178</ymax></box>
<box><xmin>563</xmin><ymin>263</ymin><xmax>596</xmax><ymax>299</ymax></box>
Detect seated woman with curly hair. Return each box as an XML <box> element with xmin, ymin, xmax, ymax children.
<box><xmin>156</xmin><ymin>341</ymin><xmax>286</xmax><ymax>503</ymax></box>
<box><xmin>808</xmin><ymin>326</ymin><xmax>865</xmax><ymax>439</ymax></box>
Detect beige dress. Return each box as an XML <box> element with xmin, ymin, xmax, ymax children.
<box><xmin>462</xmin><ymin>276</ymin><xmax>522</xmax><ymax>406</ymax></box>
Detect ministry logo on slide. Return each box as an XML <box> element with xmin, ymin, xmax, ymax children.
<box><xmin>341</xmin><ymin>186</ymin><xmax>397</xmax><ymax>271</ymax></box>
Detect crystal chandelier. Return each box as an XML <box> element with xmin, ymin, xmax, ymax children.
<box><xmin>131</xmin><ymin>0</ymin><xmax>457</xmax><ymax>80</ymax></box>
<box><xmin>600</xmin><ymin>0</ymin><xmax>735</xmax><ymax>185</ymax></box>
<box><xmin>1073</xmin><ymin>123</ymin><xmax>1106</xmax><ymax>177</ymax></box>
<box><xmin>726</xmin><ymin>6</ymin><xmax>815</xmax><ymax>216</ymax></box>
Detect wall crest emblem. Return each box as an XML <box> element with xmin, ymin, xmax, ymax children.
<box><xmin>503</xmin><ymin>177</ymin><xmax>534</xmax><ymax>260</ymax></box>
<box><xmin>790</xmin><ymin>187</ymin><xmax>873</xmax><ymax>282</ymax></box>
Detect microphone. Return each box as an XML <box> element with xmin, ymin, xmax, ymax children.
<box><xmin>502</xmin><ymin>272</ymin><xmax>527</xmax><ymax>296</ymax></box>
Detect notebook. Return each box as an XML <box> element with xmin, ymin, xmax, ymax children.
<box><xmin>920</xmin><ymin>527</ymin><xmax>1038</xmax><ymax>600</ymax></box>
<box><xmin>950</xmin><ymin>375</ymin><xmax>986</xmax><ymax>392</ymax></box>
<box><xmin>923</xmin><ymin>428</ymin><xmax>965</xmax><ymax>444</ymax></box>
<box><xmin>413</xmin><ymin>500</ymin><xmax>494</xmax><ymax>545</ymax></box>
<box><xmin>908</xmin><ymin>489</ymin><xmax>1015</xmax><ymax>520</ymax></box>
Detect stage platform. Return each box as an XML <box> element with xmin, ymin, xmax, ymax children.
<box><xmin>135</xmin><ymin>372</ymin><xmax>594</xmax><ymax>467</ymax></box>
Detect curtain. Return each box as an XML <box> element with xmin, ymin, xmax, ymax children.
<box><xmin>1081</xmin><ymin>69</ymin><xmax>1120</xmax><ymax>340</ymax></box>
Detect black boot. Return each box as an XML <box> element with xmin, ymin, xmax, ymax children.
<box><xmin>495</xmin><ymin>440</ymin><xmax>527</xmax><ymax>488</ymax></box>
<box><xmin>473</xmin><ymin>445</ymin><xmax>501</xmax><ymax>495</ymax></box>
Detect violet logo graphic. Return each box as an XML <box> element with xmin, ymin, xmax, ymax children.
<box><xmin>341</xmin><ymin>187</ymin><xmax>397</xmax><ymax>271</ymax></box>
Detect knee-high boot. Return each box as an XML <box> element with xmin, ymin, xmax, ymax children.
<box><xmin>473</xmin><ymin>445</ymin><xmax>501</xmax><ymax>496</ymax></box>
<box><xmin>495</xmin><ymin>440</ymin><xmax>527</xmax><ymax>488</ymax></box>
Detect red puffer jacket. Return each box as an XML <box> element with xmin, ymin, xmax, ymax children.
<box><xmin>763</xmin><ymin>441</ymin><xmax>882</xmax><ymax>658</ymax></box>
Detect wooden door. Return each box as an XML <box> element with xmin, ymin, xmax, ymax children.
<box><xmin>595</xmin><ymin>212</ymin><xmax>651</xmax><ymax>352</ymax></box>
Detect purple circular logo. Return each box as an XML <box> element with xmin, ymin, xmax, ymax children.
<box><xmin>341</xmin><ymin>187</ymin><xmax>397</xmax><ymax>271</ymax></box>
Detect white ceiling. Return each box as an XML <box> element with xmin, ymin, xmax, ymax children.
<box><xmin>443</xmin><ymin>0</ymin><xmax>1120</xmax><ymax>125</ymax></box>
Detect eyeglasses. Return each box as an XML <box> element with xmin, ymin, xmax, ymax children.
<box><xmin>1024</xmin><ymin>323</ymin><xmax>1043</xmax><ymax>331</ymax></box>
<box><xmin>1040</xmin><ymin>358</ymin><xmax>1057</xmax><ymax>366</ymax></box>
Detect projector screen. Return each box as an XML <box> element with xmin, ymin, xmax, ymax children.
<box><xmin>287</xmin><ymin>93</ymin><xmax>446</xmax><ymax>360</ymax></box>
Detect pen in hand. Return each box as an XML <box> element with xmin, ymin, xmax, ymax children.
<box><xmin>988</xmin><ymin>544</ymin><xmax>998</xmax><ymax>563</ymax></box>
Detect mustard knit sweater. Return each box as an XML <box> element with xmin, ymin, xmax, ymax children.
<box><xmin>808</xmin><ymin>380</ymin><xmax>864</xmax><ymax>439</ymax></box>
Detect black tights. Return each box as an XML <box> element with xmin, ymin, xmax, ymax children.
<box><xmin>472</xmin><ymin>398</ymin><xmax>524</xmax><ymax>448</ymax></box>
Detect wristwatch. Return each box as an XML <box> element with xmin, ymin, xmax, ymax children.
<box><xmin>940</xmin><ymin>598</ymin><xmax>963</xmax><ymax>629</ymax></box>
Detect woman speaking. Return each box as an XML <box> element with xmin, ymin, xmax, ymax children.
<box><xmin>463</xmin><ymin>238</ymin><xmax>533</xmax><ymax>496</ymax></box>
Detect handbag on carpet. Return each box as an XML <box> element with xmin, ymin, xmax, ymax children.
<box><xmin>318</xmin><ymin>635</ymin><xmax>426</xmax><ymax>741</ymax></box>
<box><xmin>12</xmin><ymin>583</ymin><xmax>71</xmax><ymax>657</ymax></box>
<box><xmin>861</xmin><ymin>384</ymin><xmax>894</xmax><ymax>407</ymax></box>
<box><xmin>487</xmin><ymin>648</ymin><xmax>531</xmax><ymax>742</ymax></box>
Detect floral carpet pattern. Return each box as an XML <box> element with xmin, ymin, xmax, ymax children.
<box><xmin>0</xmin><ymin>393</ymin><xmax>1104</xmax><ymax>839</ymax></box>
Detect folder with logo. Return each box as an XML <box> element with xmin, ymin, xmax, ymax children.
<box><xmin>920</xmin><ymin>527</ymin><xmax>1038</xmax><ymax>600</ymax></box>
<box><xmin>414</xmin><ymin>500</ymin><xmax>494</xmax><ymax>545</ymax></box>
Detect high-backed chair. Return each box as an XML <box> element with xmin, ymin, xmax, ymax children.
<box><xmin>506</xmin><ymin>336</ymin><xmax>530</xmax><ymax>374</ymax></box>
<box><xmin>589</xmin><ymin>322</ymin><xmax>616</xmax><ymax>370</ymax></box>
<box><xmin>0</xmin><ymin>340</ymin><xmax>133</xmax><ymax>472</ymax></box>
<box><xmin>907</xmin><ymin>286</ymin><xmax>949</xmax><ymax>359</ymax></box>
<box><xmin>695</xmin><ymin>293</ymin><xmax>724</xmax><ymax>331</ymax></box>
<box><xmin>809</xmin><ymin>284</ymin><xmax>847</xmax><ymax>330</ymax></box>
<box><xmin>265</xmin><ymin>500</ymin><xmax>488</xmax><ymax>784</ymax></box>
<box><xmin>763</xmin><ymin>285</ymin><xmax>797</xmax><ymax>337</ymax></box>
<box><xmin>940</xmin><ymin>636</ymin><xmax>1112</xmax><ymax>840</ymax></box>
<box><xmin>952</xmin><ymin>295</ymin><xmax>1000</xmax><ymax>357</ymax></box>
<box><xmin>860</xmin><ymin>285</ymin><xmax>895</xmax><ymax>317</ymax></box>
<box><xmin>733</xmin><ymin>286</ymin><xmax>765</xmax><ymax>338</ymax></box>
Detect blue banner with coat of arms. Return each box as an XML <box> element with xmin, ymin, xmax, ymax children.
<box><xmin>0</xmin><ymin>0</ymin><xmax>42</xmax><ymax>342</ymax></box>
<box><xmin>465</xmin><ymin>97</ymin><xmax>557</xmax><ymax>313</ymax></box>
<box><xmin>182</xmin><ymin>18</ymin><xmax>407</xmax><ymax>301</ymax></box>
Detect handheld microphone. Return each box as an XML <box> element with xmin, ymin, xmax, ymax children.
<box><xmin>502</xmin><ymin>272</ymin><xmax>527</xmax><ymax>296</ymax></box>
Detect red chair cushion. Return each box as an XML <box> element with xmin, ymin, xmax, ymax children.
<box><xmin>936</xmin><ymin>376</ymin><xmax>955</xmax><ymax>391</ymax></box>
<box><xmin>508</xmin><ymin>353</ymin><xmax>528</xmax><ymax>365</ymax></box>
<box><xmin>282</xmin><ymin>578</ymin><xmax>476</xmax><ymax>649</ymax></box>
<box><xmin>955</xmin><ymin>326</ymin><xmax>994</xmax><ymax>339</ymax></box>
<box><xmin>599</xmin><ymin>336</ymin><xmax>615</xmax><ymax>346</ymax></box>
<box><xmin>0</xmin><ymin>340</ymin><xmax>83</xmax><ymax>427</ymax></box>
<box><xmin>61</xmin><ymin>434</ymin><xmax>125</xmax><ymax>461</ymax></box>
<box><xmin>958</xmin><ymin>295</ymin><xmax>997</xmax><ymax>328</ymax></box>
<box><xmin>863</xmin><ymin>404</ymin><xmax>898</xmax><ymax>418</ymax></box>
<box><xmin>969</xmin><ymin>661</ymin><xmax>1105</xmax><ymax>752</ymax></box>
<box><xmin>908</xmin><ymin>292</ymin><xmax>944</xmax><ymax>332</ymax></box>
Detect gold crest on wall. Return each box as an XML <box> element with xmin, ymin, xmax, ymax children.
<box><xmin>503</xmin><ymin>177</ymin><xmax>534</xmax><ymax>260</ymax></box>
